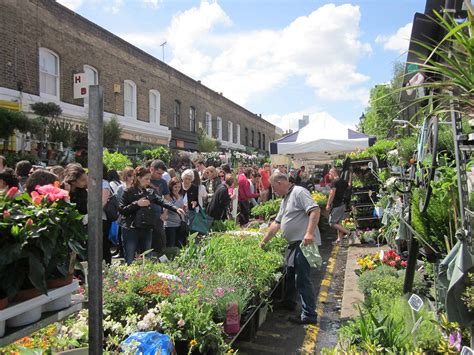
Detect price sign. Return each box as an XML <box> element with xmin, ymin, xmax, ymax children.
<box><xmin>408</xmin><ymin>294</ymin><xmax>423</xmax><ymax>312</ymax></box>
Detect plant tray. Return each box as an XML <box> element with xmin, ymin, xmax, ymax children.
<box><xmin>0</xmin><ymin>281</ymin><xmax>79</xmax><ymax>338</ymax></box>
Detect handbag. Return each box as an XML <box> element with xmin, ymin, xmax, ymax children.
<box><xmin>104</xmin><ymin>189</ymin><xmax>120</xmax><ymax>221</ymax></box>
<box><xmin>178</xmin><ymin>219</ymin><xmax>189</xmax><ymax>238</ymax></box>
<box><xmin>188</xmin><ymin>207</ymin><xmax>210</xmax><ymax>235</ymax></box>
<box><xmin>134</xmin><ymin>206</ymin><xmax>156</xmax><ymax>229</ymax></box>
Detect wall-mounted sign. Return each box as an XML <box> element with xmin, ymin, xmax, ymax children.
<box><xmin>73</xmin><ymin>73</ymin><xmax>87</xmax><ymax>99</ymax></box>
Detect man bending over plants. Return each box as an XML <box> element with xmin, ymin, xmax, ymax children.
<box><xmin>259</xmin><ymin>171</ymin><xmax>320</xmax><ymax>325</ymax></box>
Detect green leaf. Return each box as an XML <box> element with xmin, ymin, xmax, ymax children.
<box><xmin>0</xmin><ymin>244</ymin><xmax>22</xmax><ymax>267</ymax></box>
<box><xmin>28</xmin><ymin>254</ymin><xmax>47</xmax><ymax>294</ymax></box>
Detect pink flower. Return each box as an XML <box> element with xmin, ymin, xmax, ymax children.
<box><xmin>177</xmin><ymin>319</ymin><xmax>186</xmax><ymax>327</ymax></box>
<box><xmin>389</xmin><ymin>261</ymin><xmax>396</xmax><ymax>267</ymax></box>
<box><xmin>3</xmin><ymin>210</ymin><xmax>11</xmax><ymax>219</ymax></box>
<box><xmin>35</xmin><ymin>184</ymin><xmax>69</xmax><ymax>202</ymax></box>
<box><xmin>30</xmin><ymin>191</ymin><xmax>44</xmax><ymax>205</ymax></box>
<box><xmin>6</xmin><ymin>187</ymin><xmax>18</xmax><ymax>199</ymax></box>
<box><xmin>26</xmin><ymin>218</ymin><xmax>34</xmax><ymax>227</ymax></box>
<box><xmin>214</xmin><ymin>287</ymin><xmax>225</xmax><ymax>298</ymax></box>
<box><xmin>401</xmin><ymin>260</ymin><xmax>408</xmax><ymax>268</ymax></box>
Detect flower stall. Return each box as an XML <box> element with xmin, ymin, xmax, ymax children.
<box><xmin>0</xmin><ymin>185</ymin><xmax>86</xmax><ymax>343</ymax></box>
<box><xmin>1</xmin><ymin>231</ymin><xmax>287</xmax><ymax>354</ymax></box>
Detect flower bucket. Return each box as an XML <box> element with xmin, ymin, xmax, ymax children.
<box><xmin>13</xmin><ymin>288</ymin><xmax>43</xmax><ymax>302</ymax></box>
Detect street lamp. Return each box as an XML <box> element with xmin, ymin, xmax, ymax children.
<box><xmin>160</xmin><ymin>41</ymin><xmax>167</xmax><ymax>62</ymax></box>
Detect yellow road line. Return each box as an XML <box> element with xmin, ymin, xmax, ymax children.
<box><xmin>300</xmin><ymin>243</ymin><xmax>340</xmax><ymax>354</ymax></box>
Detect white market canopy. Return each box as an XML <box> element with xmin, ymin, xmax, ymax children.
<box><xmin>270</xmin><ymin>116</ymin><xmax>374</xmax><ymax>161</ymax></box>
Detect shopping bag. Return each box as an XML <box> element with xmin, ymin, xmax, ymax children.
<box><xmin>300</xmin><ymin>241</ymin><xmax>322</xmax><ymax>269</ymax></box>
<box><xmin>108</xmin><ymin>220</ymin><xmax>119</xmax><ymax>245</ymax></box>
<box><xmin>188</xmin><ymin>207</ymin><xmax>210</xmax><ymax>235</ymax></box>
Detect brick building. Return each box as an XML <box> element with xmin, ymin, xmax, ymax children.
<box><xmin>0</xmin><ymin>0</ymin><xmax>276</xmax><ymax>152</ymax></box>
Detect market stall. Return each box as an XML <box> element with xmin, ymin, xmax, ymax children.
<box><xmin>269</xmin><ymin>116</ymin><xmax>374</xmax><ymax>162</ymax></box>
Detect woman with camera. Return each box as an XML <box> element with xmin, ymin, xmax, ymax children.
<box><xmin>119</xmin><ymin>166</ymin><xmax>185</xmax><ymax>264</ymax></box>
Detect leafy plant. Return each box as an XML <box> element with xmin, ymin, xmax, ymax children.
<box><xmin>210</xmin><ymin>219</ymin><xmax>239</xmax><ymax>233</ymax></box>
<box><xmin>142</xmin><ymin>146</ymin><xmax>171</xmax><ymax>165</ymax></box>
<box><xmin>103</xmin><ymin>149</ymin><xmax>132</xmax><ymax>171</ymax></box>
<box><xmin>0</xmin><ymin>185</ymin><xmax>86</xmax><ymax>297</ymax></box>
<box><xmin>0</xmin><ymin>109</ymin><xmax>32</xmax><ymax>149</ymax></box>
<box><xmin>197</xmin><ymin>129</ymin><xmax>219</xmax><ymax>153</ymax></box>
<box><xmin>250</xmin><ymin>198</ymin><xmax>282</xmax><ymax>221</ymax></box>
<box><xmin>462</xmin><ymin>272</ymin><xmax>474</xmax><ymax>312</ymax></box>
<box><xmin>103</xmin><ymin>116</ymin><xmax>123</xmax><ymax>148</ymax></box>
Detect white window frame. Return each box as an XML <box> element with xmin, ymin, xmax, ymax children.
<box><xmin>228</xmin><ymin>121</ymin><xmax>233</xmax><ymax>142</ymax></box>
<box><xmin>149</xmin><ymin>89</ymin><xmax>161</xmax><ymax>124</ymax></box>
<box><xmin>236</xmin><ymin>124</ymin><xmax>241</xmax><ymax>145</ymax></box>
<box><xmin>39</xmin><ymin>48</ymin><xmax>60</xmax><ymax>100</ymax></box>
<box><xmin>174</xmin><ymin>100</ymin><xmax>181</xmax><ymax>128</ymax></box>
<box><xmin>83</xmin><ymin>64</ymin><xmax>98</xmax><ymax>107</ymax></box>
<box><xmin>216</xmin><ymin>116</ymin><xmax>222</xmax><ymax>140</ymax></box>
<box><xmin>124</xmin><ymin>80</ymin><xmax>137</xmax><ymax>119</ymax></box>
<box><xmin>189</xmin><ymin>106</ymin><xmax>196</xmax><ymax>132</ymax></box>
<box><xmin>205</xmin><ymin>112</ymin><xmax>212</xmax><ymax>136</ymax></box>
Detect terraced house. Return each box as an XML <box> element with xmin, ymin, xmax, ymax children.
<box><xmin>0</xmin><ymin>0</ymin><xmax>276</xmax><ymax>152</ymax></box>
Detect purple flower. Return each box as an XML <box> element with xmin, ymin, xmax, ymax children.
<box><xmin>449</xmin><ymin>331</ymin><xmax>461</xmax><ymax>351</ymax></box>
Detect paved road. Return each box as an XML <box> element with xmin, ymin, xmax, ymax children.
<box><xmin>234</xmin><ymin>214</ymin><xmax>348</xmax><ymax>354</ymax></box>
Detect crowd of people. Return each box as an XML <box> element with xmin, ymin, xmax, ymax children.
<box><xmin>0</xmin><ymin>155</ymin><xmax>315</xmax><ymax>265</ymax></box>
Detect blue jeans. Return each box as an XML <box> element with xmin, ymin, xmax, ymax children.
<box><xmin>286</xmin><ymin>247</ymin><xmax>317</xmax><ymax>320</ymax></box>
<box><xmin>122</xmin><ymin>228</ymin><xmax>152</xmax><ymax>265</ymax></box>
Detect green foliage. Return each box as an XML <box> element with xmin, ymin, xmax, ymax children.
<box><xmin>397</xmin><ymin>135</ymin><xmax>417</xmax><ymax>162</ymax></box>
<box><xmin>103</xmin><ymin>150</ymin><xmax>132</xmax><ymax>171</ymax></box>
<box><xmin>48</xmin><ymin>117</ymin><xmax>74</xmax><ymax>147</ymax></box>
<box><xmin>250</xmin><ymin>198</ymin><xmax>282</xmax><ymax>221</ymax></box>
<box><xmin>4</xmin><ymin>152</ymin><xmax>37</xmax><ymax>167</ymax></box>
<box><xmin>360</xmin><ymin>84</ymin><xmax>400</xmax><ymax>139</ymax></box>
<box><xmin>0</xmin><ymin>108</ymin><xmax>32</xmax><ymax>141</ymax></box>
<box><xmin>462</xmin><ymin>272</ymin><xmax>474</xmax><ymax>312</ymax></box>
<box><xmin>210</xmin><ymin>219</ymin><xmax>239</xmax><ymax>233</ymax></box>
<box><xmin>142</xmin><ymin>146</ymin><xmax>171</xmax><ymax>165</ymax></box>
<box><xmin>103</xmin><ymin>117</ymin><xmax>123</xmax><ymax>148</ymax></box>
<box><xmin>197</xmin><ymin>129</ymin><xmax>219</xmax><ymax>152</ymax></box>
<box><xmin>30</xmin><ymin>102</ymin><xmax>62</xmax><ymax>118</ymax></box>
<box><xmin>358</xmin><ymin>265</ymin><xmax>401</xmax><ymax>298</ymax></box>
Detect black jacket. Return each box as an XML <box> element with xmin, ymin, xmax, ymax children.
<box><xmin>206</xmin><ymin>183</ymin><xmax>231</xmax><ymax>220</ymax></box>
<box><xmin>119</xmin><ymin>186</ymin><xmax>177</xmax><ymax>229</ymax></box>
<box><xmin>180</xmin><ymin>184</ymin><xmax>199</xmax><ymax>210</ymax></box>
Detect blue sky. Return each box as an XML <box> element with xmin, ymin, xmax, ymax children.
<box><xmin>58</xmin><ymin>0</ymin><xmax>425</xmax><ymax>131</ymax></box>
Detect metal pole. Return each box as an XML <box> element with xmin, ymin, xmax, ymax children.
<box><xmin>88</xmin><ymin>85</ymin><xmax>104</xmax><ymax>354</ymax></box>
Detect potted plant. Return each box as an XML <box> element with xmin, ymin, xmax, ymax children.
<box><xmin>0</xmin><ymin>184</ymin><xmax>86</xmax><ymax>300</ymax></box>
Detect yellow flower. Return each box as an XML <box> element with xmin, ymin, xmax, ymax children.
<box><xmin>196</xmin><ymin>281</ymin><xmax>204</xmax><ymax>289</ymax></box>
<box><xmin>189</xmin><ymin>339</ymin><xmax>198</xmax><ymax>348</ymax></box>
<box><xmin>226</xmin><ymin>349</ymin><xmax>235</xmax><ymax>353</ymax></box>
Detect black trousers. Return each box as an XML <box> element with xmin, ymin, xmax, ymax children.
<box><xmin>152</xmin><ymin>218</ymin><xmax>167</xmax><ymax>255</ymax></box>
<box><xmin>238</xmin><ymin>200</ymin><xmax>250</xmax><ymax>225</ymax></box>
<box><xmin>102</xmin><ymin>220</ymin><xmax>112</xmax><ymax>264</ymax></box>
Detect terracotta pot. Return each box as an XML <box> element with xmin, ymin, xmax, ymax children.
<box><xmin>13</xmin><ymin>288</ymin><xmax>43</xmax><ymax>302</ymax></box>
<box><xmin>0</xmin><ymin>297</ymin><xmax>8</xmax><ymax>310</ymax></box>
<box><xmin>47</xmin><ymin>274</ymin><xmax>74</xmax><ymax>289</ymax></box>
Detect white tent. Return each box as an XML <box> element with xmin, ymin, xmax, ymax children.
<box><xmin>270</xmin><ymin>116</ymin><xmax>373</xmax><ymax>161</ymax></box>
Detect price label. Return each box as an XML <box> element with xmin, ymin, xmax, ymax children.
<box><xmin>461</xmin><ymin>346</ymin><xmax>474</xmax><ymax>355</ymax></box>
<box><xmin>411</xmin><ymin>316</ymin><xmax>423</xmax><ymax>334</ymax></box>
<box><xmin>408</xmin><ymin>294</ymin><xmax>423</xmax><ymax>312</ymax></box>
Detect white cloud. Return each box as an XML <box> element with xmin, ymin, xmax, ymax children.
<box><xmin>121</xmin><ymin>2</ymin><xmax>371</xmax><ymax>106</ymax></box>
<box><xmin>57</xmin><ymin>0</ymin><xmax>84</xmax><ymax>10</ymax></box>
<box><xmin>141</xmin><ymin>0</ymin><xmax>162</xmax><ymax>10</ymax></box>
<box><xmin>265</xmin><ymin>109</ymin><xmax>354</xmax><ymax>133</ymax></box>
<box><xmin>376</xmin><ymin>23</ymin><xmax>413</xmax><ymax>54</ymax></box>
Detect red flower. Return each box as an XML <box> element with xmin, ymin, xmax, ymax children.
<box><xmin>389</xmin><ymin>261</ymin><xmax>396</xmax><ymax>267</ymax></box>
<box><xmin>35</xmin><ymin>184</ymin><xmax>69</xmax><ymax>202</ymax></box>
<box><xmin>3</xmin><ymin>210</ymin><xmax>11</xmax><ymax>219</ymax></box>
<box><xmin>401</xmin><ymin>260</ymin><xmax>408</xmax><ymax>268</ymax></box>
<box><xmin>6</xmin><ymin>187</ymin><xmax>18</xmax><ymax>199</ymax></box>
<box><xmin>26</xmin><ymin>218</ymin><xmax>34</xmax><ymax>227</ymax></box>
<box><xmin>30</xmin><ymin>191</ymin><xmax>43</xmax><ymax>205</ymax></box>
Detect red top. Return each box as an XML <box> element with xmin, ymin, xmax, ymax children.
<box><xmin>259</xmin><ymin>168</ymin><xmax>270</xmax><ymax>190</ymax></box>
<box><xmin>238</xmin><ymin>174</ymin><xmax>259</xmax><ymax>202</ymax></box>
